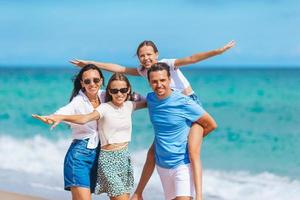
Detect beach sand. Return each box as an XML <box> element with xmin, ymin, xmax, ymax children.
<box><xmin>0</xmin><ymin>190</ymin><xmax>45</xmax><ymax>200</ymax></box>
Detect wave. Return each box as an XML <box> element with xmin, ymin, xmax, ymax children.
<box><xmin>0</xmin><ymin>136</ymin><xmax>299</xmax><ymax>200</ymax></box>
<box><xmin>0</xmin><ymin>135</ymin><xmax>66</xmax><ymax>175</ymax></box>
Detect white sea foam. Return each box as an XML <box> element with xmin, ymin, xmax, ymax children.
<box><xmin>0</xmin><ymin>135</ymin><xmax>67</xmax><ymax>175</ymax></box>
<box><xmin>203</xmin><ymin>170</ymin><xmax>300</xmax><ymax>200</ymax></box>
<box><xmin>0</xmin><ymin>136</ymin><xmax>299</xmax><ymax>200</ymax></box>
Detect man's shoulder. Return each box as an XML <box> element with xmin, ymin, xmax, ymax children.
<box><xmin>171</xmin><ymin>90</ymin><xmax>187</xmax><ymax>99</ymax></box>
<box><xmin>146</xmin><ymin>92</ymin><xmax>156</xmax><ymax>100</ymax></box>
<box><xmin>171</xmin><ymin>91</ymin><xmax>198</xmax><ymax>106</ymax></box>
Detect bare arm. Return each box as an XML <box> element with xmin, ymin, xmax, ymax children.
<box><xmin>196</xmin><ymin>112</ymin><xmax>217</xmax><ymax>137</ymax></box>
<box><xmin>174</xmin><ymin>40</ymin><xmax>236</xmax><ymax>68</ymax></box>
<box><xmin>55</xmin><ymin>110</ymin><xmax>100</xmax><ymax>124</ymax></box>
<box><xmin>32</xmin><ymin>110</ymin><xmax>100</xmax><ymax>129</ymax></box>
<box><xmin>70</xmin><ymin>59</ymin><xmax>140</xmax><ymax>76</ymax></box>
<box><xmin>134</xmin><ymin>99</ymin><xmax>147</xmax><ymax>110</ymax></box>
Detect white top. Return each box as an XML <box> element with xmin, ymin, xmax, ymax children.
<box><xmin>55</xmin><ymin>90</ymin><xmax>106</xmax><ymax>149</ymax></box>
<box><xmin>95</xmin><ymin>101</ymin><xmax>136</xmax><ymax>147</ymax></box>
<box><xmin>137</xmin><ymin>58</ymin><xmax>191</xmax><ymax>93</ymax></box>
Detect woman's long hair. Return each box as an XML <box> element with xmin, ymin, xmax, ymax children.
<box><xmin>69</xmin><ymin>64</ymin><xmax>105</xmax><ymax>102</ymax></box>
<box><xmin>105</xmin><ymin>73</ymin><xmax>132</xmax><ymax>102</ymax></box>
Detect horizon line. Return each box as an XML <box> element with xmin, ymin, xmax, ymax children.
<box><xmin>1</xmin><ymin>64</ymin><xmax>300</xmax><ymax>69</ymax></box>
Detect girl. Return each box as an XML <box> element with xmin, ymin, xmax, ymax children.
<box><xmin>33</xmin><ymin>73</ymin><xmax>146</xmax><ymax>200</ymax></box>
<box><xmin>33</xmin><ymin>64</ymin><xmax>105</xmax><ymax>200</ymax></box>
<box><xmin>70</xmin><ymin>40</ymin><xmax>235</xmax><ymax>200</ymax></box>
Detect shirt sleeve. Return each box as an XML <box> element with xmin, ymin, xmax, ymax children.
<box><xmin>54</xmin><ymin>100</ymin><xmax>76</xmax><ymax>115</ymax></box>
<box><xmin>95</xmin><ymin>104</ymin><xmax>106</xmax><ymax>119</ymax></box>
<box><xmin>146</xmin><ymin>92</ymin><xmax>152</xmax><ymax>103</ymax></box>
<box><xmin>54</xmin><ymin>99</ymin><xmax>79</xmax><ymax>125</ymax></box>
<box><xmin>98</xmin><ymin>90</ymin><xmax>106</xmax><ymax>103</ymax></box>
<box><xmin>181</xmin><ymin>96</ymin><xmax>206</xmax><ymax>123</ymax></box>
<box><xmin>160</xmin><ymin>58</ymin><xmax>176</xmax><ymax>70</ymax></box>
<box><xmin>131</xmin><ymin>101</ymin><xmax>136</xmax><ymax>111</ymax></box>
<box><xmin>136</xmin><ymin>66</ymin><xmax>148</xmax><ymax>77</ymax></box>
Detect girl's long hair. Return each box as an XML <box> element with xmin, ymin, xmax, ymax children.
<box><xmin>105</xmin><ymin>73</ymin><xmax>132</xmax><ymax>102</ymax></box>
<box><xmin>136</xmin><ymin>40</ymin><xmax>159</xmax><ymax>71</ymax></box>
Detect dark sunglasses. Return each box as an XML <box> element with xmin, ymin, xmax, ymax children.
<box><xmin>109</xmin><ymin>88</ymin><xmax>129</xmax><ymax>94</ymax></box>
<box><xmin>83</xmin><ymin>78</ymin><xmax>101</xmax><ymax>85</ymax></box>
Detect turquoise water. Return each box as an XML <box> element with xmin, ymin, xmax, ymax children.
<box><xmin>1</xmin><ymin>67</ymin><xmax>300</xmax><ymax>177</ymax></box>
<box><xmin>0</xmin><ymin>67</ymin><xmax>300</xmax><ymax>199</ymax></box>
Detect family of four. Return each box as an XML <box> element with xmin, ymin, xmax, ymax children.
<box><xmin>33</xmin><ymin>40</ymin><xmax>235</xmax><ymax>200</ymax></box>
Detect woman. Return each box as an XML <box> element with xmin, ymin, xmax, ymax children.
<box><xmin>33</xmin><ymin>64</ymin><xmax>105</xmax><ymax>200</ymax></box>
<box><xmin>33</xmin><ymin>73</ymin><xmax>146</xmax><ymax>200</ymax></box>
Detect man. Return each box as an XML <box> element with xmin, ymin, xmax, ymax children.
<box><xmin>132</xmin><ymin>62</ymin><xmax>217</xmax><ymax>200</ymax></box>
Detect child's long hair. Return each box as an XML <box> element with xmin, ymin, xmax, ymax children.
<box><xmin>136</xmin><ymin>40</ymin><xmax>159</xmax><ymax>71</ymax></box>
<box><xmin>105</xmin><ymin>73</ymin><xmax>132</xmax><ymax>102</ymax></box>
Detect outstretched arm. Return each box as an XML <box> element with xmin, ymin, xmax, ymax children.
<box><xmin>32</xmin><ymin>110</ymin><xmax>100</xmax><ymax>129</ymax></box>
<box><xmin>70</xmin><ymin>59</ymin><xmax>140</xmax><ymax>76</ymax></box>
<box><xmin>174</xmin><ymin>40</ymin><xmax>236</xmax><ymax>68</ymax></box>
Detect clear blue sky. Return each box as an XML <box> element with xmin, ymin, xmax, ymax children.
<box><xmin>0</xmin><ymin>0</ymin><xmax>299</xmax><ymax>68</ymax></box>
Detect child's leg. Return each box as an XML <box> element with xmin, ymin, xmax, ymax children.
<box><xmin>110</xmin><ymin>193</ymin><xmax>130</xmax><ymax>200</ymax></box>
<box><xmin>70</xmin><ymin>187</ymin><xmax>91</xmax><ymax>200</ymax></box>
<box><xmin>188</xmin><ymin>123</ymin><xmax>204</xmax><ymax>200</ymax></box>
<box><xmin>131</xmin><ymin>143</ymin><xmax>155</xmax><ymax>200</ymax></box>
<box><xmin>188</xmin><ymin>93</ymin><xmax>216</xmax><ymax>137</ymax></box>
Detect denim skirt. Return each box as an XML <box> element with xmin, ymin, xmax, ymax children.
<box><xmin>64</xmin><ymin>139</ymin><xmax>99</xmax><ymax>192</ymax></box>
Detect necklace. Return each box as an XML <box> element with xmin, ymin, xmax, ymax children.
<box><xmin>84</xmin><ymin>92</ymin><xmax>100</xmax><ymax>107</ymax></box>
<box><xmin>89</xmin><ymin>98</ymin><xmax>98</xmax><ymax>103</ymax></box>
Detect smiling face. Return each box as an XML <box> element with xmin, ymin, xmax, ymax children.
<box><xmin>108</xmin><ymin>80</ymin><xmax>130</xmax><ymax>107</ymax></box>
<box><xmin>149</xmin><ymin>69</ymin><xmax>172</xmax><ymax>99</ymax></box>
<box><xmin>80</xmin><ymin>69</ymin><xmax>103</xmax><ymax>98</ymax></box>
<box><xmin>138</xmin><ymin>45</ymin><xmax>159</xmax><ymax>69</ymax></box>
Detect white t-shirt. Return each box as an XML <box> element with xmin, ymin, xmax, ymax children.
<box><xmin>55</xmin><ymin>90</ymin><xmax>105</xmax><ymax>149</ymax></box>
<box><xmin>137</xmin><ymin>58</ymin><xmax>191</xmax><ymax>92</ymax></box>
<box><xmin>96</xmin><ymin>101</ymin><xmax>136</xmax><ymax>147</ymax></box>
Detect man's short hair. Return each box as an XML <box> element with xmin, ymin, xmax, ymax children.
<box><xmin>147</xmin><ymin>62</ymin><xmax>171</xmax><ymax>81</ymax></box>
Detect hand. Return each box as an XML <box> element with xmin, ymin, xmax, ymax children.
<box><xmin>130</xmin><ymin>193</ymin><xmax>143</xmax><ymax>200</ymax></box>
<box><xmin>32</xmin><ymin>114</ymin><xmax>62</xmax><ymax>130</ymax></box>
<box><xmin>32</xmin><ymin>114</ymin><xmax>54</xmax><ymax>124</ymax></box>
<box><xmin>219</xmin><ymin>40</ymin><xmax>236</xmax><ymax>53</ymax></box>
<box><xmin>69</xmin><ymin>59</ymin><xmax>90</xmax><ymax>68</ymax></box>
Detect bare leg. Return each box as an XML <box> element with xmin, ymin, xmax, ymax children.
<box><xmin>110</xmin><ymin>193</ymin><xmax>130</xmax><ymax>200</ymax></box>
<box><xmin>70</xmin><ymin>187</ymin><xmax>91</xmax><ymax>200</ymax></box>
<box><xmin>130</xmin><ymin>143</ymin><xmax>155</xmax><ymax>200</ymax></box>
<box><xmin>174</xmin><ymin>197</ymin><xmax>193</xmax><ymax>200</ymax></box>
<box><xmin>188</xmin><ymin>123</ymin><xmax>204</xmax><ymax>200</ymax></box>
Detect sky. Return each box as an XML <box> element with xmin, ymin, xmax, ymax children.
<box><xmin>0</xmin><ymin>0</ymin><xmax>299</xmax><ymax>68</ymax></box>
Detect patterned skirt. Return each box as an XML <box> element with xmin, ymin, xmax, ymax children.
<box><xmin>95</xmin><ymin>146</ymin><xmax>134</xmax><ymax>197</ymax></box>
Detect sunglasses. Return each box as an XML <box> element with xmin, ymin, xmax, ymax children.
<box><xmin>83</xmin><ymin>78</ymin><xmax>101</xmax><ymax>85</ymax></box>
<box><xmin>109</xmin><ymin>88</ymin><xmax>129</xmax><ymax>94</ymax></box>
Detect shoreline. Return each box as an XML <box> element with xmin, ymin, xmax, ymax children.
<box><xmin>0</xmin><ymin>190</ymin><xmax>45</xmax><ymax>200</ymax></box>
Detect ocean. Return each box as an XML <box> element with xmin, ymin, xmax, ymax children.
<box><xmin>0</xmin><ymin>67</ymin><xmax>299</xmax><ymax>200</ymax></box>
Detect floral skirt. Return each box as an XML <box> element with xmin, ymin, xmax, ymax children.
<box><xmin>95</xmin><ymin>147</ymin><xmax>134</xmax><ymax>197</ymax></box>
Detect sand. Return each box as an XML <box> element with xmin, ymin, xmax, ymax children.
<box><xmin>0</xmin><ymin>190</ymin><xmax>45</xmax><ymax>200</ymax></box>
